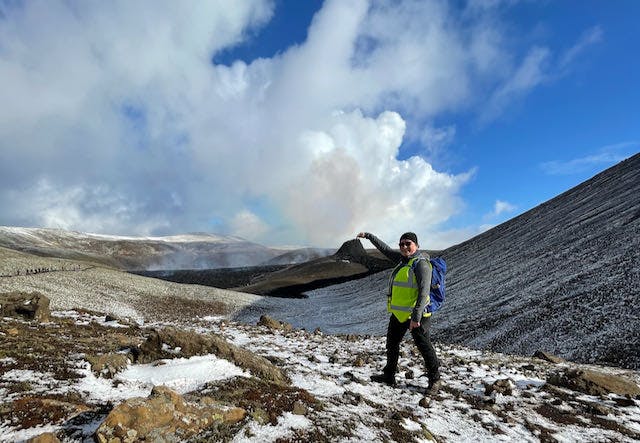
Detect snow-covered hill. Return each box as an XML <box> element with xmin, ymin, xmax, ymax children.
<box><xmin>0</xmin><ymin>227</ymin><xmax>300</xmax><ymax>270</ymax></box>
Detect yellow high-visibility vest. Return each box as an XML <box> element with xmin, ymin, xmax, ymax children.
<box><xmin>388</xmin><ymin>257</ymin><xmax>431</xmax><ymax>322</ymax></box>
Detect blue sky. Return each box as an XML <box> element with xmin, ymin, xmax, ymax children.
<box><xmin>0</xmin><ymin>0</ymin><xmax>638</xmax><ymax>248</ymax></box>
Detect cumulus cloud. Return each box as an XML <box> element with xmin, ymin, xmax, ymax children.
<box><xmin>0</xmin><ymin>0</ymin><xmax>588</xmax><ymax>247</ymax></box>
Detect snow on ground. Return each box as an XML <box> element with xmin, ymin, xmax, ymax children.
<box><xmin>76</xmin><ymin>355</ymin><xmax>249</xmax><ymax>403</ymax></box>
<box><xmin>196</xmin><ymin>318</ymin><xmax>640</xmax><ymax>443</ymax></box>
<box><xmin>1</xmin><ymin>311</ymin><xmax>640</xmax><ymax>442</ymax></box>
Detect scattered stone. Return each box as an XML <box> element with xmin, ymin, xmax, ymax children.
<box><xmin>521</xmin><ymin>364</ymin><xmax>535</xmax><ymax>371</ymax></box>
<box><xmin>0</xmin><ymin>291</ymin><xmax>50</xmax><ymax>322</ymax></box>
<box><xmin>343</xmin><ymin>371</ymin><xmax>357</xmax><ymax>382</ymax></box>
<box><xmin>352</xmin><ymin>355</ymin><xmax>366</xmax><ymax>367</ymax></box>
<box><xmin>533</xmin><ymin>350</ymin><xmax>565</xmax><ymax>364</ymax></box>
<box><xmin>26</xmin><ymin>432</ymin><xmax>61</xmax><ymax>443</ymax></box>
<box><xmin>86</xmin><ymin>353</ymin><xmax>130</xmax><ymax>378</ymax></box>
<box><xmin>95</xmin><ymin>386</ymin><xmax>245</xmax><ymax>443</ymax></box>
<box><xmin>405</xmin><ymin>370</ymin><xmax>415</xmax><ymax>380</ymax></box>
<box><xmin>485</xmin><ymin>378</ymin><xmax>514</xmax><ymax>396</ymax></box>
<box><xmin>258</xmin><ymin>315</ymin><xmax>293</xmax><ymax>331</ymax></box>
<box><xmin>6</xmin><ymin>327</ymin><xmax>19</xmax><ymax>336</ymax></box>
<box><xmin>343</xmin><ymin>391</ymin><xmax>363</xmax><ymax>405</ymax></box>
<box><xmin>418</xmin><ymin>397</ymin><xmax>431</xmax><ymax>408</ymax></box>
<box><xmin>292</xmin><ymin>400</ymin><xmax>308</xmax><ymax>415</ymax></box>
<box><xmin>613</xmin><ymin>396</ymin><xmax>636</xmax><ymax>407</ymax></box>
<box><xmin>548</xmin><ymin>368</ymin><xmax>640</xmax><ymax>397</ymax></box>
<box><xmin>584</xmin><ymin>402</ymin><xmax>612</xmax><ymax>416</ymax></box>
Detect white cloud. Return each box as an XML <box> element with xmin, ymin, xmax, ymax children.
<box><xmin>230</xmin><ymin>210</ymin><xmax>269</xmax><ymax>240</ymax></box>
<box><xmin>559</xmin><ymin>26</ymin><xmax>603</xmax><ymax>71</ymax></box>
<box><xmin>481</xmin><ymin>47</ymin><xmax>551</xmax><ymax>123</ymax></box>
<box><xmin>0</xmin><ymin>0</ymin><xmax>587</xmax><ymax>247</ymax></box>
<box><xmin>493</xmin><ymin>200</ymin><xmax>517</xmax><ymax>216</ymax></box>
<box><xmin>540</xmin><ymin>143</ymin><xmax>636</xmax><ymax>176</ymax></box>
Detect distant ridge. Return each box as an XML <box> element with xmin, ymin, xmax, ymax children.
<box><xmin>0</xmin><ymin>227</ymin><xmax>280</xmax><ymax>270</ymax></box>
<box><xmin>436</xmin><ymin>153</ymin><xmax>640</xmax><ymax>368</ymax></box>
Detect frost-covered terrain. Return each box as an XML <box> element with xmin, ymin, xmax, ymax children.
<box><xmin>1</xmin><ymin>310</ymin><xmax>639</xmax><ymax>442</ymax></box>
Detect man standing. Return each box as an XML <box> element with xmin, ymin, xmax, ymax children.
<box><xmin>357</xmin><ymin>231</ymin><xmax>440</xmax><ymax>391</ymax></box>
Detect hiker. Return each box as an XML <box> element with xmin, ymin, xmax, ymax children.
<box><xmin>356</xmin><ymin>231</ymin><xmax>440</xmax><ymax>391</ymax></box>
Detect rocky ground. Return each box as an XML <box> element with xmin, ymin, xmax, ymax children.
<box><xmin>1</xmin><ymin>295</ymin><xmax>639</xmax><ymax>442</ymax></box>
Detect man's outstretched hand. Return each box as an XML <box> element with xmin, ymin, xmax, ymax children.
<box><xmin>409</xmin><ymin>320</ymin><xmax>420</xmax><ymax>330</ymax></box>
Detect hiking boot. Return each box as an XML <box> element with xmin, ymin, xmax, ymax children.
<box><xmin>370</xmin><ymin>373</ymin><xmax>395</xmax><ymax>386</ymax></box>
<box><xmin>426</xmin><ymin>375</ymin><xmax>441</xmax><ymax>393</ymax></box>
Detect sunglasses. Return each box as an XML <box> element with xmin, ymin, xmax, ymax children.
<box><xmin>399</xmin><ymin>241</ymin><xmax>414</xmax><ymax>247</ymax></box>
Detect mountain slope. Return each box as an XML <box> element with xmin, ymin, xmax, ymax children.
<box><xmin>236</xmin><ymin>154</ymin><xmax>640</xmax><ymax>369</ymax></box>
<box><xmin>436</xmin><ymin>153</ymin><xmax>640</xmax><ymax>368</ymax></box>
<box><xmin>233</xmin><ymin>239</ymin><xmax>394</xmax><ymax>296</ymax></box>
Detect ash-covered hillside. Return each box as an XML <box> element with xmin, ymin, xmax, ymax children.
<box><xmin>238</xmin><ymin>154</ymin><xmax>640</xmax><ymax>370</ymax></box>
<box><xmin>436</xmin><ymin>153</ymin><xmax>640</xmax><ymax>369</ymax></box>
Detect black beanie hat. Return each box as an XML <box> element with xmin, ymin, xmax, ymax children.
<box><xmin>400</xmin><ymin>232</ymin><xmax>418</xmax><ymax>245</ymax></box>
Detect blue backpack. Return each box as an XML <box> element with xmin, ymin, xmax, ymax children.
<box><xmin>427</xmin><ymin>257</ymin><xmax>447</xmax><ymax>313</ymax></box>
<box><xmin>412</xmin><ymin>257</ymin><xmax>447</xmax><ymax>313</ymax></box>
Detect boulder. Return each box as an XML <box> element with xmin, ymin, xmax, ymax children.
<box><xmin>258</xmin><ymin>315</ymin><xmax>293</xmax><ymax>331</ymax></box>
<box><xmin>26</xmin><ymin>433</ymin><xmax>61</xmax><ymax>443</ymax></box>
<box><xmin>533</xmin><ymin>350</ymin><xmax>565</xmax><ymax>364</ymax></box>
<box><xmin>137</xmin><ymin>327</ymin><xmax>289</xmax><ymax>384</ymax></box>
<box><xmin>485</xmin><ymin>378</ymin><xmax>514</xmax><ymax>396</ymax></box>
<box><xmin>548</xmin><ymin>368</ymin><xmax>640</xmax><ymax>397</ymax></box>
<box><xmin>0</xmin><ymin>291</ymin><xmax>50</xmax><ymax>322</ymax></box>
<box><xmin>86</xmin><ymin>353</ymin><xmax>130</xmax><ymax>378</ymax></box>
<box><xmin>95</xmin><ymin>386</ymin><xmax>245</xmax><ymax>443</ymax></box>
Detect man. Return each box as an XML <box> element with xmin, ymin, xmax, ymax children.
<box><xmin>357</xmin><ymin>231</ymin><xmax>440</xmax><ymax>391</ymax></box>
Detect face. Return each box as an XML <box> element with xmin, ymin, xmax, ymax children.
<box><xmin>399</xmin><ymin>239</ymin><xmax>418</xmax><ymax>257</ymax></box>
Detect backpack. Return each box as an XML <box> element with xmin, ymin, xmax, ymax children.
<box><xmin>412</xmin><ymin>256</ymin><xmax>447</xmax><ymax>313</ymax></box>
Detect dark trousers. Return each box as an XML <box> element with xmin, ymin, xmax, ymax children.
<box><xmin>383</xmin><ymin>314</ymin><xmax>439</xmax><ymax>378</ymax></box>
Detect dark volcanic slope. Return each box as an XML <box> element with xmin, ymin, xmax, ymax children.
<box><xmin>234</xmin><ymin>239</ymin><xmax>394</xmax><ymax>297</ymax></box>
<box><xmin>437</xmin><ymin>153</ymin><xmax>640</xmax><ymax>368</ymax></box>
<box><xmin>239</xmin><ymin>155</ymin><xmax>640</xmax><ymax>369</ymax></box>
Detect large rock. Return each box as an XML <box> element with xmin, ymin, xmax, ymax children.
<box><xmin>95</xmin><ymin>385</ymin><xmax>245</xmax><ymax>443</ymax></box>
<box><xmin>137</xmin><ymin>327</ymin><xmax>289</xmax><ymax>384</ymax></box>
<box><xmin>0</xmin><ymin>291</ymin><xmax>50</xmax><ymax>322</ymax></box>
<box><xmin>86</xmin><ymin>353</ymin><xmax>130</xmax><ymax>378</ymax></box>
<box><xmin>548</xmin><ymin>368</ymin><xmax>640</xmax><ymax>397</ymax></box>
<box><xmin>26</xmin><ymin>433</ymin><xmax>61</xmax><ymax>443</ymax></box>
<box><xmin>533</xmin><ymin>350</ymin><xmax>565</xmax><ymax>364</ymax></box>
<box><xmin>258</xmin><ymin>314</ymin><xmax>293</xmax><ymax>331</ymax></box>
